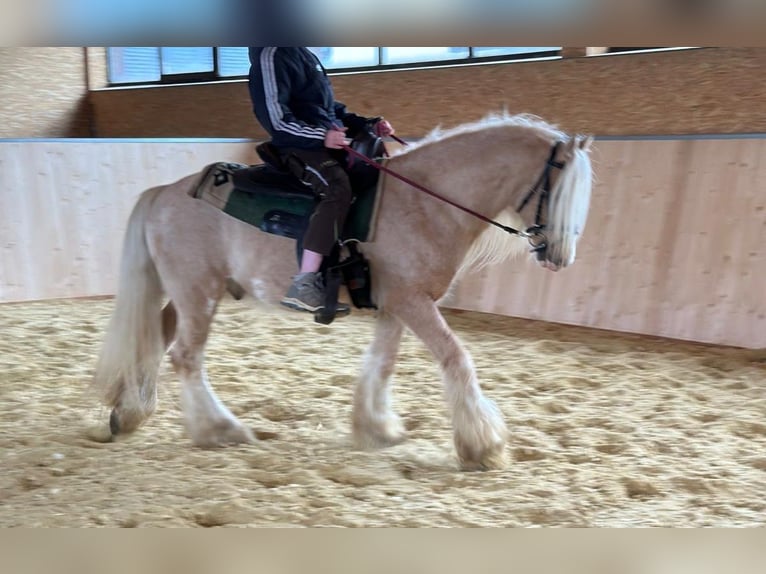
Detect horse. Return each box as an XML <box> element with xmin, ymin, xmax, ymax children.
<box><xmin>92</xmin><ymin>112</ymin><xmax>594</xmax><ymax>470</ymax></box>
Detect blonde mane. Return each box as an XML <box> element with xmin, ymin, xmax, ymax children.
<box><xmin>391</xmin><ymin>112</ymin><xmax>567</xmax><ymax>158</ymax></box>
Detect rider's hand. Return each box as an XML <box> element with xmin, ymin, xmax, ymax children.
<box><xmin>324</xmin><ymin>127</ymin><xmax>350</xmax><ymax>149</ymax></box>
<box><xmin>373</xmin><ymin>119</ymin><xmax>395</xmax><ymax>138</ymax></box>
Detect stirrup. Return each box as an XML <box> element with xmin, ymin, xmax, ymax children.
<box><xmin>314</xmin><ymin>302</ymin><xmax>351</xmax><ymax>324</ymax></box>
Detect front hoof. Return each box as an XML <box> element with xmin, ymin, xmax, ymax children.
<box><xmin>456</xmin><ymin>440</ymin><xmax>509</xmax><ymax>471</ymax></box>
<box><xmin>453</xmin><ymin>397</ymin><xmax>509</xmax><ymax>470</ymax></box>
<box><xmin>191</xmin><ymin>419</ymin><xmax>255</xmax><ymax>448</ymax></box>
<box><xmin>352</xmin><ymin>416</ymin><xmax>407</xmax><ymax>450</ymax></box>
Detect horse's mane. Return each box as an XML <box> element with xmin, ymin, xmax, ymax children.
<box><xmin>390</xmin><ymin>112</ymin><xmax>567</xmax><ymax>157</ymax></box>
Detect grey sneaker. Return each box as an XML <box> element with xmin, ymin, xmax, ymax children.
<box><xmin>280</xmin><ymin>272</ymin><xmax>350</xmax><ymax>316</ymax></box>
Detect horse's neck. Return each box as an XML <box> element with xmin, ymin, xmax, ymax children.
<box><xmin>394</xmin><ymin>128</ymin><xmax>548</xmax><ymax>224</ymax></box>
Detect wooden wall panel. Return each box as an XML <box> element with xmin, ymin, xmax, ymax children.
<box><xmin>448</xmin><ymin>138</ymin><xmax>766</xmax><ymax>348</ymax></box>
<box><xmin>88</xmin><ymin>48</ymin><xmax>766</xmax><ymax>139</ymax></box>
<box><xmin>0</xmin><ymin>48</ymin><xmax>92</xmax><ymax>138</ymax></box>
<box><xmin>1</xmin><ymin>48</ymin><xmax>763</xmax><ymax>140</ymax></box>
<box><xmin>0</xmin><ymin>141</ymin><xmax>258</xmax><ymax>302</ymax></box>
<box><xmin>0</xmin><ymin>137</ymin><xmax>763</xmax><ymax>349</ymax></box>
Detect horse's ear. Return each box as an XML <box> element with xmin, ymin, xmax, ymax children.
<box><xmin>578</xmin><ymin>135</ymin><xmax>594</xmax><ymax>151</ymax></box>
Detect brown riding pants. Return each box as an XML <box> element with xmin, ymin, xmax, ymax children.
<box><xmin>279</xmin><ymin>147</ymin><xmax>353</xmax><ymax>256</ymax></box>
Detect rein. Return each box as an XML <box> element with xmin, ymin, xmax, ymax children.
<box><xmin>341</xmin><ymin>140</ymin><xmax>566</xmax><ymax>251</ymax></box>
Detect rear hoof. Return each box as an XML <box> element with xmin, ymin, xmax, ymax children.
<box><xmin>225</xmin><ymin>278</ymin><xmax>246</xmax><ymax>300</ymax></box>
<box><xmin>85</xmin><ymin>423</ymin><xmax>114</xmax><ymax>443</ymax></box>
<box><xmin>108</xmin><ymin>405</ymin><xmax>148</xmax><ymax>435</ymax></box>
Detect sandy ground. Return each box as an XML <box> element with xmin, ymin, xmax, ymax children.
<box><xmin>0</xmin><ymin>298</ymin><xmax>764</xmax><ymax>527</ymax></box>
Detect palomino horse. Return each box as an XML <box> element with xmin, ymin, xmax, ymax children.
<box><xmin>93</xmin><ymin>113</ymin><xmax>593</xmax><ymax>470</ymax></box>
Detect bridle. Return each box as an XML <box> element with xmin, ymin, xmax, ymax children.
<box><xmin>515</xmin><ymin>141</ymin><xmax>565</xmax><ymax>261</ymax></box>
<box><xmin>341</xmin><ymin>138</ymin><xmax>567</xmax><ymax>261</ymax></box>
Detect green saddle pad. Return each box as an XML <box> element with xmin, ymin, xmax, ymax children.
<box><xmin>191</xmin><ymin>162</ymin><xmax>382</xmax><ymax>243</ymax></box>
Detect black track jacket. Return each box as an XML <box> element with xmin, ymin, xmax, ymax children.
<box><xmin>248</xmin><ymin>47</ymin><xmax>371</xmax><ymax>149</ymax></box>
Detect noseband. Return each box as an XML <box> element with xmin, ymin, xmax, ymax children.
<box><xmin>516</xmin><ymin>141</ymin><xmax>566</xmax><ymax>261</ymax></box>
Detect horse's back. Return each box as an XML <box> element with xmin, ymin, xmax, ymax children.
<box><xmin>143</xmin><ymin>169</ymin><xmax>296</xmax><ymax>305</ymax></box>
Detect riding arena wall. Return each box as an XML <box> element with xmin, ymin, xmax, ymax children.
<box><xmin>1</xmin><ymin>47</ymin><xmax>764</xmax><ymax>348</ymax></box>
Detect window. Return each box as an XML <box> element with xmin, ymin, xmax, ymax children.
<box><xmin>106</xmin><ymin>47</ymin><xmax>562</xmax><ymax>86</ymax></box>
<box><xmin>312</xmin><ymin>47</ymin><xmax>560</xmax><ymax>69</ymax></box>
<box><xmin>107</xmin><ymin>47</ymin><xmax>247</xmax><ymax>84</ymax></box>
<box><xmin>159</xmin><ymin>48</ymin><xmax>214</xmax><ymax>75</ymax></box>
<box><xmin>107</xmin><ymin>47</ymin><xmax>161</xmax><ymax>83</ymax></box>
<box><xmin>593</xmin><ymin>47</ymin><xmax>700</xmax><ymax>57</ymax></box>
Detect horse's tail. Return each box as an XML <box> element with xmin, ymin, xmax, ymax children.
<box><xmin>92</xmin><ymin>186</ymin><xmax>166</xmax><ymax>432</ymax></box>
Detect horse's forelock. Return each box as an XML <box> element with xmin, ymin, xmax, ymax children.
<box><xmin>546</xmin><ymin>146</ymin><xmax>593</xmax><ymax>266</ymax></box>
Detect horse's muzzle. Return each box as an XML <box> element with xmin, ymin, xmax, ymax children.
<box><xmin>540</xmin><ymin>259</ymin><xmax>561</xmax><ymax>272</ymax></box>
<box><xmin>530</xmin><ymin>238</ymin><xmax>559</xmax><ymax>271</ymax></box>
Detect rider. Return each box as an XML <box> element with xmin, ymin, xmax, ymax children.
<box><xmin>248</xmin><ymin>47</ymin><xmax>395</xmax><ymax>314</ymax></box>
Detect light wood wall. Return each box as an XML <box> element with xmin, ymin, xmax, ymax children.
<box><xmin>1</xmin><ymin>137</ymin><xmax>764</xmax><ymax>349</ymax></box>
<box><xmin>448</xmin><ymin>137</ymin><xmax>766</xmax><ymax>348</ymax></box>
<box><xmin>0</xmin><ymin>48</ymin><xmax>92</xmax><ymax>138</ymax></box>
<box><xmin>0</xmin><ymin>141</ymin><xmax>258</xmax><ymax>302</ymax></box>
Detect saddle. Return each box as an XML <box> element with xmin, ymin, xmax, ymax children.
<box><xmin>191</xmin><ymin>130</ymin><xmax>387</xmax><ymax>324</ymax></box>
